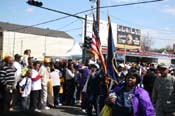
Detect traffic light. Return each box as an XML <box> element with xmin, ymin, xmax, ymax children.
<box><xmin>27</xmin><ymin>0</ymin><xmax>43</xmax><ymax>7</ymax></box>
<box><xmin>84</xmin><ymin>36</ymin><xmax>92</xmax><ymax>49</ymax></box>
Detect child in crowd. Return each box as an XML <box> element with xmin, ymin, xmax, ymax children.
<box><xmin>19</xmin><ymin>69</ymin><xmax>32</xmax><ymax>111</ymax></box>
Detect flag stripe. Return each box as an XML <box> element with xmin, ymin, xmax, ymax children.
<box><xmin>90</xmin><ymin>13</ymin><xmax>107</xmax><ymax>74</ymax></box>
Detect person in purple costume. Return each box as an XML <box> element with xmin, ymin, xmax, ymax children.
<box><xmin>78</xmin><ymin>66</ymin><xmax>90</xmax><ymax>112</ymax></box>
<box><xmin>106</xmin><ymin>69</ymin><xmax>155</xmax><ymax>116</ymax></box>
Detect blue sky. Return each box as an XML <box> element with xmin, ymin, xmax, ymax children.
<box><xmin>0</xmin><ymin>0</ymin><xmax>175</xmax><ymax>49</ymax></box>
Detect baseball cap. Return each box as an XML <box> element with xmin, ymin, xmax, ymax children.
<box><xmin>158</xmin><ymin>63</ymin><xmax>169</xmax><ymax>69</ymax></box>
<box><xmin>44</xmin><ymin>57</ymin><xmax>51</xmax><ymax>63</ymax></box>
<box><xmin>14</xmin><ymin>54</ymin><xmax>22</xmax><ymax>59</ymax></box>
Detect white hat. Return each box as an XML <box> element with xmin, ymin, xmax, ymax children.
<box><xmin>56</xmin><ymin>58</ymin><xmax>60</xmax><ymax>61</ymax></box>
<box><xmin>119</xmin><ymin>63</ymin><xmax>125</xmax><ymax>68</ymax></box>
<box><xmin>89</xmin><ymin>61</ymin><xmax>99</xmax><ymax>69</ymax></box>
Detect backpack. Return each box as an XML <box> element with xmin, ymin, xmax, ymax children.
<box><xmin>16</xmin><ymin>77</ymin><xmax>28</xmax><ymax>92</ymax></box>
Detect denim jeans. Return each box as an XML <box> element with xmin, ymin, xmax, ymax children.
<box><xmin>53</xmin><ymin>86</ymin><xmax>60</xmax><ymax>106</ymax></box>
<box><xmin>21</xmin><ymin>96</ymin><xmax>30</xmax><ymax>111</ymax></box>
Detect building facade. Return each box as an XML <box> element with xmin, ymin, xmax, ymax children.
<box><xmin>0</xmin><ymin>22</ymin><xmax>78</xmax><ymax>60</ymax></box>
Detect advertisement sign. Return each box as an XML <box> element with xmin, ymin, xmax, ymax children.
<box><xmin>83</xmin><ymin>17</ymin><xmax>141</xmax><ymax>51</ymax></box>
<box><xmin>117</xmin><ymin>25</ymin><xmax>141</xmax><ymax>46</ymax></box>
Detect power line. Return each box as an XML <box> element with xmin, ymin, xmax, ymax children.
<box><xmin>65</xmin><ymin>27</ymin><xmax>82</xmax><ymax>32</ymax></box>
<box><xmin>9</xmin><ymin>0</ymin><xmax>164</xmax><ymax>31</ymax></box>
<box><xmin>8</xmin><ymin>16</ymin><xmax>72</xmax><ymax>31</ymax></box>
<box><xmin>100</xmin><ymin>11</ymin><xmax>133</xmax><ymax>26</ymax></box>
<box><xmin>100</xmin><ymin>12</ymin><xmax>175</xmax><ymax>41</ymax></box>
<box><xmin>58</xmin><ymin>19</ymin><xmax>80</xmax><ymax>30</ymax></box>
<box><xmin>101</xmin><ymin>0</ymin><xmax>163</xmax><ymax>9</ymax></box>
<box><xmin>100</xmin><ymin>11</ymin><xmax>175</xmax><ymax>36</ymax></box>
<box><xmin>58</xmin><ymin>13</ymin><xmax>92</xmax><ymax>30</ymax></box>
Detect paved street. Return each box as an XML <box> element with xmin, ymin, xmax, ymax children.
<box><xmin>0</xmin><ymin>105</ymin><xmax>88</xmax><ymax>116</ymax></box>
<box><xmin>41</xmin><ymin>105</ymin><xmax>87</xmax><ymax>116</ymax></box>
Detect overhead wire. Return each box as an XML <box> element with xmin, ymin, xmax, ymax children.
<box><xmin>58</xmin><ymin>12</ymin><xmax>92</xmax><ymax>31</ymax></box>
<box><xmin>58</xmin><ymin>19</ymin><xmax>80</xmax><ymax>30</ymax></box>
<box><xmin>101</xmin><ymin>9</ymin><xmax>175</xmax><ymax>34</ymax></box>
<box><xmin>64</xmin><ymin>27</ymin><xmax>82</xmax><ymax>32</ymax></box>
<box><xmin>101</xmin><ymin>0</ymin><xmax>163</xmax><ymax>9</ymax></box>
<box><xmin>8</xmin><ymin>0</ymin><xmax>164</xmax><ymax>31</ymax></box>
<box><xmin>43</xmin><ymin>19</ymin><xmax>81</xmax><ymax>36</ymax></box>
<box><xmin>100</xmin><ymin>11</ymin><xmax>175</xmax><ymax>38</ymax></box>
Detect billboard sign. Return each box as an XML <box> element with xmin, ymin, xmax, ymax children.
<box><xmin>83</xmin><ymin>17</ymin><xmax>141</xmax><ymax>51</ymax></box>
<box><xmin>117</xmin><ymin>25</ymin><xmax>141</xmax><ymax>46</ymax></box>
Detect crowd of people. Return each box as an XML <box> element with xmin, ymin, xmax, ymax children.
<box><xmin>0</xmin><ymin>49</ymin><xmax>175</xmax><ymax>116</ymax></box>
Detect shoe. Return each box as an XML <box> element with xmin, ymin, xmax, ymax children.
<box><xmin>75</xmin><ymin>100</ymin><xmax>78</xmax><ymax>104</ymax></box>
<box><xmin>9</xmin><ymin>108</ymin><xmax>14</xmax><ymax>111</ymax></box>
<box><xmin>58</xmin><ymin>103</ymin><xmax>62</xmax><ymax>106</ymax></box>
<box><xmin>44</xmin><ymin>106</ymin><xmax>50</xmax><ymax>110</ymax></box>
<box><xmin>34</xmin><ymin>109</ymin><xmax>41</xmax><ymax>112</ymax></box>
<box><xmin>82</xmin><ymin>109</ymin><xmax>86</xmax><ymax>113</ymax></box>
<box><xmin>54</xmin><ymin>105</ymin><xmax>59</xmax><ymax>108</ymax></box>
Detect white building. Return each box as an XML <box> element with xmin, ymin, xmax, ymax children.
<box><xmin>0</xmin><ymin>22</ymin><xmax>82</xmax><ymax>60</ymax></box>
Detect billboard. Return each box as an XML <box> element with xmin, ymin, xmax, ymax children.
<box><xmin>83</xmin><ymin>17</ymin><xmax>141</xmax><ymax>51</ymax></box>
<box><xmin>117</xmin><ymin>25</ymin><xmax>141</xmax><ymax>51</ymax></box>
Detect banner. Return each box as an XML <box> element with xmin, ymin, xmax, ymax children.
<box><xmin>117</xmin><ymin>25</ymin><xmax>141</xmax><ymax>46</ymax></box>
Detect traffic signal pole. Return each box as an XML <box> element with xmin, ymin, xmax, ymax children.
<box><xmin>27</xmin><ymin>0</ymin><xmax>87</xmax><ymax>64</ymax></box>
<box><xmin>38</xmin><ymin>6</ymin><xmax>85</xmax><ymax>20</ymax></box>
<box><xmin>26</xmin><ymin>0</ymin><xmax>86</xmax><ymax>23</ymax></box>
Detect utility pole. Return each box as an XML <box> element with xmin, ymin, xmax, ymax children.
<box><xmin>96</xmin><ymin>0</ymin><xmax>100</xmax><ymax>31</ymax></box>
<box><xmin>82</xmin><ymin>15</ymin><xmax>87</xmax><ymax>64</ymax></box>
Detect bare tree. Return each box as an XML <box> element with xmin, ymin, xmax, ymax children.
<box><xmin>165</xmin><ymin>44</ymin><xmax>173</xmax><ymax>53</ymax></box>
<box><xmin>165</xmin><ymin>44</ymin><xmax>172</xmax><ymax>50</ymax></box>
<box><xmin>141</xmin><ymin>35</ymin><xmax>154</xmax><ymax>52</ymax></box>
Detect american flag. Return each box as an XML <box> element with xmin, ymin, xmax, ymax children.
<box><xmin>90</xmin><ymin>13</ymin><xmax>107</xmax><ymax>74</ymax></box>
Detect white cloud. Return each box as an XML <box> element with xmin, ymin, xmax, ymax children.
<box><xmin>25</xmin><ymin>7</ymin><xmax>34</xmax><ymax>13</ymax></box>
<box><xmin>161</xmin><ymin>5</ymin><xmax>175</xmax><ymax>16</ymax></box>
<box><xmin>141</xmin><ymin>28</ymin><xmax>175</xmax><ymax>49</ymax></box>
<box><xmin>142</xmin><ymin>28</ymin><xmax>175</xmax><ymax>38</ymax></box>
<box><xmin>164</xmin><ymin>27</ymin><xmax>170</xmax><ymax>31</ymax></box>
